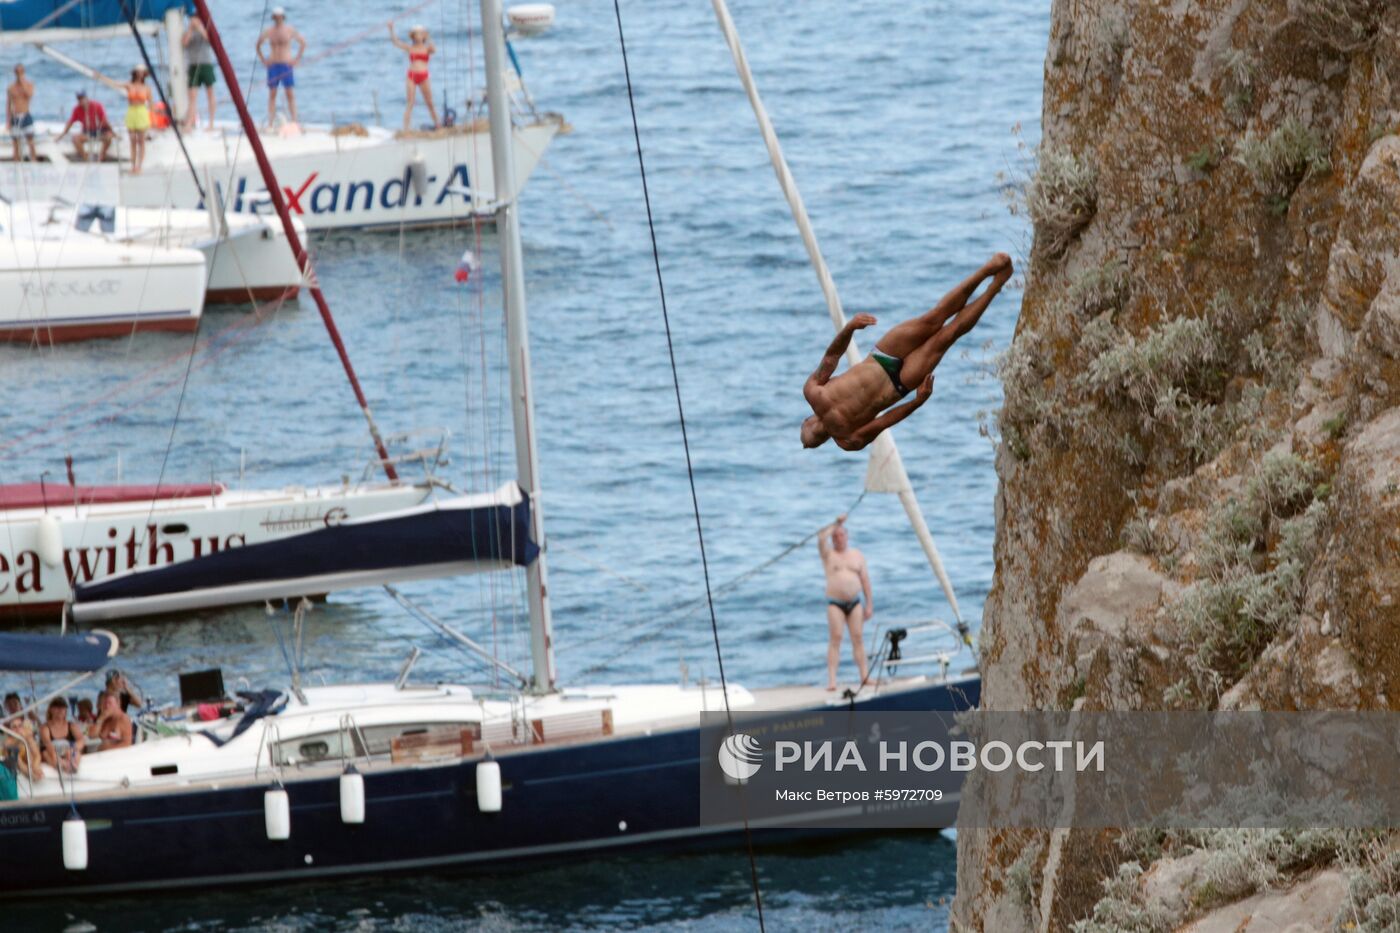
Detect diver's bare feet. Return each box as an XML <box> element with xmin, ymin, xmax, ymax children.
<box><xmin>826</xmin><ymin>683</ymin><xmax>837</xmax><ymax>692</ymax></box>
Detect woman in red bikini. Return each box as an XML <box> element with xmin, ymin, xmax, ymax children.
<box><xmin>389</xmin><ymin>22</ymin><xmax>439</xmax><ymax>132</ymax></box>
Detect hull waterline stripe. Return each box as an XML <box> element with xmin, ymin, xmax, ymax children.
<box><xmin>1</xmin><ymin>804</ymin><xmax>898</xmax><ymax>899</ymax></box>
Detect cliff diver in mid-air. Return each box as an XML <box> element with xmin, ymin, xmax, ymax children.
<box><xmin>800</xmin><ymin>253</ymin><xmax>1013</xmax><ymax>451</ymax></box>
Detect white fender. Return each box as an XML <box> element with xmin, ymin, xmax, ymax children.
<box><xmin>36</xmin><ymin>514</ymin><xmax>63</xmax><ymax>569</ymax></box>
<box><xmin>476</xmin><ymin>757</ymin><xmax>502</xmax><ymax>813</ymax></box>
<box><xmin>339</xmin><ymin>766</ymin><xmax>365</xmax><ymax>824</ymax></box>
<box><xmin>507</xmin><ymin>4</ymin><xmax>555</xmax><ymax>36</ymax></box>
<box><xmin>63</xmin><ymin>815</ymin><xmax>88</xmax><ymax>870</ymax></box>
<box><xmin>264</xmin><ymin>787</ymin><xmax>291</xmax><ymax>840</ymax></box>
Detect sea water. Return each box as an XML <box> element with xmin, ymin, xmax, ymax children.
<box><xmin>0</xmin><ymin>0</ymin><xmax>1045</xmax><ymax>927</ymax></box>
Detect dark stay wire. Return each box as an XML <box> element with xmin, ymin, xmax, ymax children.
<box><xmin>608</xmin><ymin>1</ymin><xmax>765</xmax><ymax>928</ymax></box>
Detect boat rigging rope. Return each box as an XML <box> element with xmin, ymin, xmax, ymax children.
<box><xmin>118</xmin><ymin>1</ymin><xmax>210</xmax><ymax>207</ymax></box>
<box><xmin>567</xmin><ymin>490</ymin><xmax>868</xmax><ymax>667</ymax></box>
<box><xmin>118</xmin><ymin>0</ymin><xmax>225</xmax><ymax>534</ymax></box>
<box><xmin>608</xmin><ymin>3</ymin><xmax>764</xmax><ymax>928</ymax></box>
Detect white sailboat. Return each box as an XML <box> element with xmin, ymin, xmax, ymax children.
<box><xmin>0</xmin><ymin>0</ymin><xmax>981</xmax><ymax>898</ymax></box>
<box><xmin>2</xmin><ymin>189</ymin><xmax>305</xmax><ymax>315</ymax></box>
<box><xmin>0</xmin><ymin>197</ymin><xmax>206</xmax><ymax>342</ymax></box>
<box><xmin>1</xmin><ymin>2</ymin><xmax>564</xmax><ymax>231</ymax></box>
<box><xmin>0</xmin><ymin>5</ymin><xmax>542</xmax><ymax>620</ymax></box>
<box><xmin>0</xmin><ymin>472</ymin><xmax>496</xmax><ymax>620</ymax></box>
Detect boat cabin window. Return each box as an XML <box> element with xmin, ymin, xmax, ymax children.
<box><xmin>272</xmin><ymin>722</ymin><xmax>476</xmax><ymax>766</ymax></box>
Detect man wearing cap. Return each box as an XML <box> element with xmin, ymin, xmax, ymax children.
<box><xmin>56</xmin><ymin>90</ymin><xmax>115</xmax><ymax>162</ymax></box>
<box><xmin>256</xmin><ymin>7</ymin><xmax>306</xmax><ymax>127</ymax></box>
<box><xmin>6</xmin><ymin>63</ymin><xmax>37</xmax><ymax>162</ymax></box>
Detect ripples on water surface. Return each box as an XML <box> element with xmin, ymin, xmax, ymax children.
<box><xmin>1</xmin><ymin>0</ymin><xmax>1045</xmax><ymax>927</ymax></box>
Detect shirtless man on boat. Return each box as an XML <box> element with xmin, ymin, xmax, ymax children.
<box><xmin>801</xmin><ymin>253</ymin><xmax>1013</xmax><ymax>451</ymax></box>
<box><xmin>257</xmin><ymin>7</ymin><xmax>306</xmax><ymax>127</ymax></box>
<box><xmin>818</xmin><ymin>514</ymin><xmax>871</xmax><ymax>691</ymax></box>
<box><xmin>7</xmin><ymin>64</ymin><xmax>38</xmax><ymax>163</ymax></box>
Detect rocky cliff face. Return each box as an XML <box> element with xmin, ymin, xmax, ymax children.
<box><xmin>953</xmin><ymin>0</ymin><xmax>1400</xmax><ymax>929</ymax></box>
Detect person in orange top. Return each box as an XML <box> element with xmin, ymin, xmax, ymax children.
<box><xmin>90</xmin><ymin>65</ymin><xmax>153</xmax><ymax>174</ymax></box>
<box><xmin>122</xmin><ymin>67</ymin><xmax>152</xmax><ymax>173</ymax></box>
<box><xmin>388</xmin><ymin>22</ymin><xmax>439</xmax><ymax>132</ymax></box>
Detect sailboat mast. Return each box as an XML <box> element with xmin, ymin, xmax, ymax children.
<box><xmin>189</xmin><ymin>0</ymin><xmax>399</xmax><ymax>483</ymax></box>
<box><xmin>709</xmin><ymin>0</ymin><xmax>966</xmax><ymax>633</ymax></box>
<box><xmin>481</xmin><ymin>0</ymin><xmax>556</xmax><ymax>694</ymax></box>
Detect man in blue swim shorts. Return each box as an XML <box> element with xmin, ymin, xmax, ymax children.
<box><xmin>257</xmin><ymin>6</ymin><xmax>306</xmax><ymax>126</ymax></box>
<box><xmin>6</xmin><ymin>63</ymin><xmax>38</xmax><ymax>162</ymax></box>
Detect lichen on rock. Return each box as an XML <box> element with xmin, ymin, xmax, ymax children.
<box><xmin>953</xmin><ymin>0</ymin><xmax>1400</xmax><ymax>928</ymax></box>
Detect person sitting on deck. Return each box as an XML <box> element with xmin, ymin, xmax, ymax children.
<box><xmin>88</xmin><ymin>691</ymin><xmax>133</xmax><ymax>751</ymax></box>
<box><xmin>800</xmin><ymin>253</ymin><xmax>1013</xmax><ymax>451</ymax></box>
<box><xmin>2</xmin><ymin>700</ymin><xmax>43</xmax><ymax>782</ymax></box>
<box><xmin>56</xmin><ymin>90</ymin><xmax>116</xmax><ymax>163</ymax></box>
<box><xmin>388</xmin><ymin>23</ymin><xmax>439</xmax><ymax>132</ymax></box>
<box><xmin>39</xmin><ymin>698</ymin><xmax>83</xmax><ymax>774</ymax></box>
<box><xmin>818</xmin><ymin>514</ymin><xmax>872</xmax><ymax>691</ymax></box>
<box><xmin>75</xmin><ymin>698</ymin><xmax>96</xmax><ymax>725</ymax></box>
<box><xmin>3</xmin><ymin>692</ymin><xmax>28</xmax><ymax>723</ymax></box>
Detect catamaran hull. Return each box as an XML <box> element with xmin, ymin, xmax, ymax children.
<box><xmin>0</xmin><ymin>245</ymin><xmax>205</xmax><ymax>345</ymax></box>
<box><xmin>0</xmin><ymin>678</ymin><xmax>977</xmax><ymax>897</ymax></box>
<box><xmin>0</xmin><ymin>483</ymin><xmax>437</xmax><ymax>620</ymax></box>
<box><xmin>113</xmin><ymin>208</ymin><xmax>305</xmax><ymax>304</ymax></box>
<box><xmin>15</xmin><ymin>118</ymin><xmax>564</xmax><ymax>232</ymax></box>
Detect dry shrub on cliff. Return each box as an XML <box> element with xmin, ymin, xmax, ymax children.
<box><xmin>1071</xmin><ymin>863</ymin><xmax>1173</xmax><ymax>933</ymax></box>
<box><xmin>1290</xmin><ymin>0</ymin><xmax>1386</xmax><ymax>53</ymax></box>
<box><xmin>1083</xmin><ymin>317</ymin><xmax>1223</xmax><ymax>412</ymax></box>
<box><xmin>1068</xmin><ymin>258</ymin><xmax>1130</xmax><ymax>317</ymax></box>
<box><xmin>1216</xmin><ymin>48</ymin><xmax>1255</xmax><ymax>122</ymax></box>
<box><xmin>1027</xmin><ymin>148</ymin><xmax>1098</xmax><ymax>258</ymax></box>
<box><xmin>1169</xmin><ymin>452</ymin><xmax>1327</xmax><ymax>702</ymax></box>
<box><xmin>1184</xmin><ymin>827</ymin><xmax>1366</xmax><ymax>908</ymax></box>
<box><xmin>1234</xmin><ymin>116</ymin><xmax>1331</xmax><ymax>210</ymax></box>
<box><xmin>1341</xmin><ymin>841</ymin><xmax>1400</xmax><ymax>932</ymax></box>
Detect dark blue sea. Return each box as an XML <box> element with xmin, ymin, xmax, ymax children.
<box><xmin>1</xmin><ymin>0</ymin><xmax>1045</xmax><ymax>928</ymax></box>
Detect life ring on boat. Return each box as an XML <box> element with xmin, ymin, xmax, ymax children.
<box><xmin>150</xmin><ymin>101</ymin><xmax>170</xmax><ymax>130</ymax></box>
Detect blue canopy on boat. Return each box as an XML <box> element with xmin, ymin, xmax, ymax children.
<box><xmin>0</xmin><ymin>631</ymin><xmax>117</xmax><ymax>672</ymax></box>
<box><xmin>71</xmin><ymin>489</ymin><xmax>539</xmax><ymax>621</ymax></box>
<box><xmin>0</xmin><ymin>0</ymin><xmax>190</xmax><ymax>32</ymax></box>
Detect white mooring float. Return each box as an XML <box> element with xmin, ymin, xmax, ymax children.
<box><xmin>507</xmin><ymin>3</ymin><xmax>555</xmax><ymax>36</ymax></box>
<box><xmin>264</xmin><ymin>787</ymin><xmax>291</xmax><ymax>840</ymax></box>
<box><xmin>476</xmin><ymin>757</ymin><xmax>502</xmax><ymax>813</ymax></box>
<box><xmin>62</xmin><ymin>812</ymin><xmax>88</xmax><ymax>870</ymax></box>
<box><xmin>35</xmin><ymin>513</ymin><xmax>63</xmax><ymax>569</ymax></box>
<box><xmin>339</xmin><ymin>766</ymin><xmax>365</xmax><ymax>825</ymax></box>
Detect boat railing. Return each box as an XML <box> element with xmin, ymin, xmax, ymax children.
<box><xmin>877</xmin><ymin>618</ymin><xmax>976</xmax><ymax>681</ymax></box>
<box><xmin>361</xmin><ymin>426</ymin><xmax>453</xmax><ymax>486</ymax></box>
<box><xmin>338</xmin><ymin>713</ymin><xmax>373</xmax><ymax>770</ymax></box>
<box><xmin>257</xmin><ymin>720</ymin><xmax>283</xmax><ymax>783</ymax></box>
